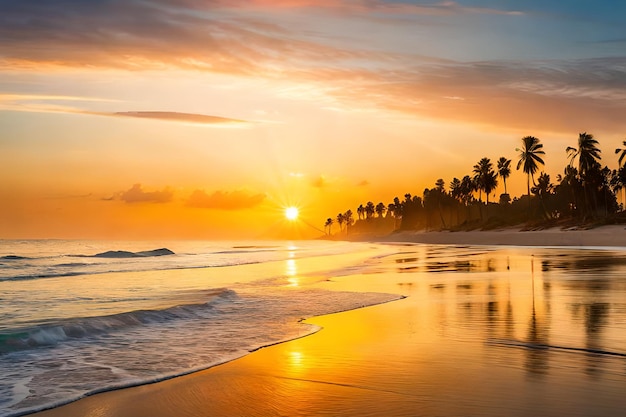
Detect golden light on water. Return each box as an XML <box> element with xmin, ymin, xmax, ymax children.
<box><xmin>285</xmin><ymin>258</ymin><xmax>299</xmax><ymax>287</ymax></box>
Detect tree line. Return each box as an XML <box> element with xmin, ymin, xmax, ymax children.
<box><xmin>324</xmin><ymin>133</ymin><xmax>626</xmax><ymax>236</ymax></box>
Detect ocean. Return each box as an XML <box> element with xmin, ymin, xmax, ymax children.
<box><xmin>4</xmin><ymin>240</ymin><xmax>626</xmax><ymax>417</ymax></box>
<box><xmin>0</xmin><ymin>240</ymin><xmax>400</xmax><ymax>417</ymax></box>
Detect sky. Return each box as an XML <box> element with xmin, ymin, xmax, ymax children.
<box><xmin>1</xmin><ymin>0</ymin><xmax>625</xmax><ymax>239</ymax></box>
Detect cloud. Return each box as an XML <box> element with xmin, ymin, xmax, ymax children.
<box><xmin>0</xmin><ymin>95</ymin><xmax>249</xmax><ymax>125</ymax></box>
<box><xmin>0</xmin><ymin>0</ymin><xmax>516</xmax><ymax>74</ymax></box>
<box><xmin>120</xmin><ymin>184</ymin><xmax>173</xmax><ymax>203</ymax></box>
<box><xmin>187</xmin><ymin>189</ymin><xmax>266</xmax><ymax>210</ymax></box>
<box><xmin>183</xmin><ymin>0</ymin><xmax>523</xmax><ymax>16</ymax></box>
<box><xmin>379</xmin><ymin>57</ymin><xmax>626</xmax><ymax>133</ymax></box>
<box><xmin>114</xmin><ymin>111</ymin><xmax>247</xmax><ymax>125</ymax></box>
<box><xmin>0</xmin><ymin>1</ymin><xmax>622</xmax><ymax>135</ymax></box>
<box><xmin>0</xmin><ymin>0</ymin><xmax>376</xmax><ymax>74</ymax></box>
<box><xmin>357</xmin><ymin>179</ymin><xmax>370</xmax><ymax>187</ymax></box>
<box><xmin>0</xmin><ymin>94</ymin><xmax>116</xmax><ymax>114</ymax></box>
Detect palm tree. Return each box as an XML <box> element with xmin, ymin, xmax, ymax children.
<box><xmin>616</xmin><ymin>166</ymin><xmax>626</xmax><ymax>210</ymax></box>
<box><xmin>567</xmin><ymin>132</ymin><xmax>601</xmax><ymax>176</ymax></box>
<box><xmin>483</xmin><ymin>171</ymin><xmax>498</xmax><ymax>205</ymax></box>
<box><xmin>357</xmin><ymin>204</ymin><xmax>365</xmax><ymax>220</ymax></box>
<box><xmin>473</xmin><ymin>158</ymin><xmax>497</xmax><ymax>218</ymax></box>
<box><xmin>516</xmin><ymin>136</ymin><xmax>545</xmax><ymax>202</ymax></box>
<box><xmin>365</xmin><ymin>201</ymin><xmax>375</xmax><ymax>219</ymax></box>
<box><xmin>460</xmin><ymin>176</ymin><xmax>474</xmax><ymax>206</ymax></box>
<box><xmin>336</xmin><ymin>213</ymin><xmax>345</xmax><ymax>232</ymax></box>
<box><xmin>435</xmin><ymin>178</ymin><xmax>445</xmax><ymax>192</ymax></box>
<box><xmin>375</xmin><ymin>202</ymin><xmax>386</xmax><ymax>218</ymax></box>
<box><xmin>615</xmin><ymin>139</ymin><xmax>626</xmax><ymax>167</ymax></box>
<box><xmin>616</xmin><ymin>141</ymin><xmax>626</xmax><ymax>208</ymax></box>
<box><xmin>566</xmin><ymin>132</ymin><xmax>601</xmax><ymax>217</ymax></box>
<box><xmin>324</xmin><ymin>218</ymin><xmax>333</xmax><ymax>235</ymax></box>
<box><xmin>450</xmin><ymin>177</ymin><xmax>462</xmax><ymax>225</ymax></box>
<box><xmin>344</xmin><ymin>209</ymin><xmax>354</xmax><ymax>229</ymax></box>
<box><xmin>472</xmin><ymin>158</ymin><xmax>488</xmax><ymax>202</ymax></box>
<box><xmin>497</xmin><ymin>157</ymin><xmax>512</xmax><ymax>195</ymax></box>
<box><xmin>392</xmin><ymin>197</ymin><xmax>402</xmax><ymax>228</ymax></box>
<box><xmin>449</xmin><ymin>178</ymin><xmax>462</xmax><ymax>201</ymax></box>
<box><xmin>531</xmin><ymin>172</ymin><xmax>553</xmax><ymax>219</ymax></box>
<box><xmin>556</xmin><ymin>165</ymin><xmax>582</xmax><ymax>216</ymax></box>
<box><xmin>459</xmin><ymin>175</ymin><xmax>475</xmax><ymax>222</ymax></box>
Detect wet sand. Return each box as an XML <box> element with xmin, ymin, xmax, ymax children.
<box><xmin>29</xmin><ymin>243</ymin><xmax>626</xmax><ymax>417</ymax></box>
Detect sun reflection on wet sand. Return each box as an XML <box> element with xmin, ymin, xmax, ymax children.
<box><xmin>30</xmin><ymin>244</ymin><xmax>626</xmax><ymax>417</ymax></box>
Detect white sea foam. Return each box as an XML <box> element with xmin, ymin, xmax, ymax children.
<box><xmin>0</xmin><ymin>240</ymin><xmax>401</xmax><ymax>417</ymax></box>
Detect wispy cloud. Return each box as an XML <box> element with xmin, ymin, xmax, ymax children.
<box><xmin>187</xmin><ymin>189</ymin><xmax>266</xmax><ymax>210</ymax></box>
<box><xmin>0</xmin><ymin>94</ymin><xmax>249</xmax><ymax>125</ymax></box>
<box><xmin>0</xmin><ymin>0</ymin><xmax>622</xmax><ymax>134</ymax></box>
<box><xmin>189</xmin><ymin>0</ymin><xmax>523</xmax><ymax>15</ymax></box>
<box><xmin>0</xmin><ymin>93</ymin><xmax>116</xmax><ymax>114</ymax></box>
<box><xmin>0</xmin><ymin>0</ymin><xmax>516</xmax><ymax>72</ymax></box>
<box><xmin>114</xmin><ymin>111</ymin><xmax>248</xmax><ymax>125</ymax></box>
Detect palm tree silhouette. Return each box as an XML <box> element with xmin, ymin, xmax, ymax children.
<box><xmin>531</xmin><ymin>172</ymin><xmax>553</xmax><ymax>218</ymax></box>
<box><xmin>336</xmin><ymin>213</ymin><xmax>345</xmax><ymax>232</ymax></box>
<box><xmin>567</xmin><ymin>132</ymin><xmax>601</xmax><ymax>217</ymax></box>
<box><xmin>615</xmin><ymin>141</ymin><xmax>626</xmax><ymax>208</ymax></box>
<box><xmin>567</xmin><ymin>132</ymin><xmax>601</xmax><ymax>175</ymax></box>
<box><xmin>365</xmin><ymin>201</ymin><xmax>376</xmax><ymax>219</ymax></box>
<box><xmin>484</xmin><ymin>171</ymin><xmax>498</xmax><ymax>205</ymax></box>
<box><xmin>324</xmin><ymin>218</ymin><xmax>334</xmax><ymax>235</ymax></box>
<box><xmin>435</xmin><ymin>178</ymin><xmax>445</xmax><ymax>192</ymax></box>
<box><xmin>615</xmin><ymin>139</ymin><xmax>626</xmax><ymax>167</ymax></box>
<box><xmin>516</xmin><ymin>136</ymin><xmax>545</xmax><ymax>213</ymax></box>
<box><xmin>472</xmin><ymin>158</ymin><xmax>488</xmax><ymax>203</ymax></box>
<box><xmin>343</xmin><ymin>209</ymin><xmax>354</xmax><ymax>234</ymax></box>
<box><xmin>357</xmin><ymin>204</ymin><xmax>365</xmax><ymax>220</ymax></box>
<box><xmin>375</xmin><ymin>202</ymin><xmax>386</xmax><ymax>218</ymax></box>
<box><xmin>497</xmin><ymin>157</ymin><xmax>512</xmax><ymax>195</ymax></box>
<box><xmin>473</xmin><ymin>158</ymin><xmax>498</xmax><ymax>218</ymax></box>
<box><xmin>450</xmin><ymin>178</ymin><xmax>462</xmax><ymax>201</ymax></box>
<box><xmin>450</xmin><ymin>177</ymin><xmax>462</xmax><ymax>224</ymax></box>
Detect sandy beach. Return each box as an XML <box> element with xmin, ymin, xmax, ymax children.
<box><xmin>372</xmin><ymin>224</ymin><xmax>626</xmax><ymax>247</ymax></box>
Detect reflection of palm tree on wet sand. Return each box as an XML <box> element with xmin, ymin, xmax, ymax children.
<box><xmin>583</xmin><ymin>302</ymin><xmax>609</xmax><ymax>375</ymax></box>
<box><xmin>525</xmin><ymin>255</ymin><xmax>550</xmax><ymax>376</ymax></box>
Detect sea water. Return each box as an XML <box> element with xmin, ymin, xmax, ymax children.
<box><xmin>4</xmin><ymin>240</ymin><xmax>626</xmax><ymax>417</ymax></box>
<box><xmin>0</xmin><ymin>240</ymin><xmax>400</xmax><ymax>417</ymax></box>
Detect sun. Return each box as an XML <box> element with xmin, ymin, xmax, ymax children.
<box><xmin>285</xmin><ymin>206</ymin><xmax>299</xmax><ymax>221</ymax></box>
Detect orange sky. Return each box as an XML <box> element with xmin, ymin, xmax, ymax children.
<box><xmin>1</xmin><ymin>1</ymin><xmax>625</xmax><ymax>239</ymax></box>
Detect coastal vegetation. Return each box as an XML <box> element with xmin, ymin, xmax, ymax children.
<box><xmin>325</xmin><ymin>133</ymin><xmax>626</xmax><ymax>237</ymax></box>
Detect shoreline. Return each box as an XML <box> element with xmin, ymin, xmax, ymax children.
<box><xmin>24</xmin><ymin>234</ymin><xmax>626</xmax><ymax>417</ymax></box>
<box><xmin>20</xmin><ymin>298</ymin><xmax>405</xmax><ymax>417</ymax></box>
<box><xmin>27</xmin><ymin>300</ymin><xmax>412</xmax><ymax>417</ymax></box>
<box><xmin>357</xmin><ymin>224</ymin><xmax>626</xmax><ymax>247</ymax></box>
